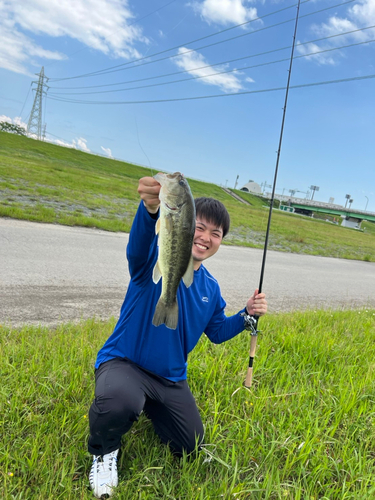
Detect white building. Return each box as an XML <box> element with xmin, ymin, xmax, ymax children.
<box><xmin>240</xmin><ymin>180</ymin><xmax>262</xmax><ymax>194</ymax></box>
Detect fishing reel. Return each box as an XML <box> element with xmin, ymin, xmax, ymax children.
<box><xmin>240</xmin><ymin>311</ymin><xmax>259</xmax><ymax>336</ymax></box>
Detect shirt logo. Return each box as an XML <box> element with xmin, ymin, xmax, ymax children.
<box><xmin>202</xmin><ymin>296</ymin><xmax>209</xmax><ymax>302</ymax></box>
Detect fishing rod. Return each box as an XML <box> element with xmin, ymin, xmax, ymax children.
<box><xmin>243</xmin><ymin>0</ymin><xmax>302</xmax><ymax>388</ymax></box>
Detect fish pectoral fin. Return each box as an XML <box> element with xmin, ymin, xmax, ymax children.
<box><xmin>152</xmin><ymin>260</ymin><xmax>162</xmax><ymax>284</ymax></box>
<box><xmin>182</xmin><ymin>256</ymin><xmax>194</xmax><ymax>288</ymax></box>
<box><xmin>155</xmin><ymin>218</ymin><xmax>161</xmax><ymax>235</ymax></box>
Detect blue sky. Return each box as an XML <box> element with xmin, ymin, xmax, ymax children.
<box><xmin>1</xmin><ymin>0</ymin><xmax>374</xmax><ymax>212</ymax></box>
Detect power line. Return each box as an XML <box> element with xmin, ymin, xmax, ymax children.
<box><xmin>47</xmin><ymin>73</ymin><xmax>375</xmax><ymax>105</ymax></box>
<box><xmin>48</xmin><ymin>0</ymin><xmax>355</xmax><ymax>83</ymax></box>
<box><xmin>48</xmin><ymin>1</ymin><xmax>310</xmax><ymax>82</ymax></box>
<box><xmin>19</xmin><ymin>83</ymin><xmax>33</xmax><ymax>118</ymax></box>
<box><xmin>47</xmin><ymin>38</ymin><xmax>375</xmax><ymax>96</ymax></box>
<box><xmin>48</xmin><ymin>24</ymin><xmax>375</xmax><ymax>92</ymax></box>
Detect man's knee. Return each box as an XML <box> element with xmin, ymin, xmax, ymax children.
<box><xmin>94</xmin><ymin>387</ymin><xmax>144</xmax><ymax>423</ymax></box>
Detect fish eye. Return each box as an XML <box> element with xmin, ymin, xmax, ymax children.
<box><xmin>179</xmin><ymin>180</ymin><xmax>185</xmax><ymax>186</ymax></box>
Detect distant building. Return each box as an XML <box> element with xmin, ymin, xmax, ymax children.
<box><xmin>240</xmin><ymin>180</ymin><xmax>262</xmax><ymax>194</ymax></box>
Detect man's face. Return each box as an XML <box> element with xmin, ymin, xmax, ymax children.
<box><xmin>192</xmin><ymin>218</ymin><xmax>223</xmax><ymax>269</ymax></box>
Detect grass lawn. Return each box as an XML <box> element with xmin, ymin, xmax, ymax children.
<box><xmin>1</xmin><ymin>132</ymin><xmax>374</xmax><ymax>261</ymax></box>
<box><xmin>1</xmin><ymin>310</ymin><xmax>374</xmax><ymax>499</ymax></box>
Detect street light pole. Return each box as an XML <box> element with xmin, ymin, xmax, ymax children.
<box><xmin>344</xmin><ymin>194</ymin><xmax>351</xmax><ymax>208</ymax></box>
<box><xmin>310</xmin><ymin>185</ymin><xmax>319</xmax><ymax>200</ymax></box>
<box><xmin>365</xmin><ymin>196</ymin><xmax>369</xmax><ymax>211</ymax></box>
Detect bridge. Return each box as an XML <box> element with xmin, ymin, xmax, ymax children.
<box><xmin>267</xmin><ymin>195</ymin><xmax>375</xmax><ymax>224</ymax></box>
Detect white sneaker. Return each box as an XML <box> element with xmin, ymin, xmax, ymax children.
<box><xmin>89</xmin><ymin>449</ymin><xmax>119</xmax><ymax>498</ymax></box>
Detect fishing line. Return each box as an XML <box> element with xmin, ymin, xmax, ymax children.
<box><xmin>135</xmin><ymin>117</ymin><xmax>154</xmax><ymax>176</ymax></box>
<box><xmin>243</xmin><ymin>0</ymin><xmax>302</xmax><ymax>388</ymax></box>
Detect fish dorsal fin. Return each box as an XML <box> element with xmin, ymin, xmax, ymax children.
<box><xmin>152</xmin><ymin>260</ymin><xmax>162</xmax><ymax>284</ymax></box>
<box><xmin>182</xmin><ymin>255</ymin><xmax>194</xmax><ymax>288</ymax></box>
<box><xmin>155</xmin><ymin>218</ymin><xmax>161</xmax><ymax>235</ymax></box>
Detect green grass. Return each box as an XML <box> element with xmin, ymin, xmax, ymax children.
<box><xmin>1</xmin><ymin>310</ymin><xmax>374</xmax><ymax>499</ymax></box>
<box><xmin>1</xmin><ymin>132</ymin><xmax>375</xmax><ymax>261</ymax></box>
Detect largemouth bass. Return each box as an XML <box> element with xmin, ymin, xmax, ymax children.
<box><xmin>152</xmin><ymin>172</ymin><xmax>195</xmax><ymax>329</ymax></box>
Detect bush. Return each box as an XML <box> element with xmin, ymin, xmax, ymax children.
<box><xmin>0</xmin><ymin>121</ymin><xmax>26</xmax><ymax>136</ymax></box>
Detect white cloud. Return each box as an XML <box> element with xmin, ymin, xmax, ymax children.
<box><xmin>47</xmin><ymin>136</ymin><xmax>91</xmax><ymax>152</ymax></box>
<box><xmin>348</xmin><ymin>0</ymin><xmax>375</xmax><ymax>29</ymax></box>
<box><xmin>191</xmin><ymin>0</ymin><xmax>258</xmax><ymax>26</ymax></box>
<box><xmin>296</xmin><ymin>42</ymin><xmax>339</xmax><ymax>66</ymax></box>
<box><xmin>76</xmin><ymin>138</ymin><xmax>90</xmax><ymax>152</ymax></box>
<box><xmin>174</xmin><ymin>48</ymin><xmax>244</xmax><ymax>92</ymax></box>
<box><xmin>101</xmin><ymin>146</ymin><xmax>113</xmax><ymax>158</ymax></box>
<box><xmin>0</xmin><ymin>0</ymin><xmax>148</xmax><ymax>74</ymax></box>
<box><xmin>0</xmin><ymin>13</ymin><xmax>64</xmax><ymax>75</ymax></box>
<box><xmin>297</xmin><ymin>0</ymin><xmax>375</xmax><ymax>64</ymax></box>
<box><xmin>0</xmin><ymin>114</ymin><xmax>28</xmax><ymax>128</ymax></box>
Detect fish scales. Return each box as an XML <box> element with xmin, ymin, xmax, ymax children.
<box><xmin>152</xmin><ymin>172</ymin><xmax>195</xmax><ymax>330</ymax></box>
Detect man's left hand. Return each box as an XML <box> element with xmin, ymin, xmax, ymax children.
<box><xmin>246</xmin><ymin>289</ymin><xmax>267</xmax><ymax>316</ymax></box>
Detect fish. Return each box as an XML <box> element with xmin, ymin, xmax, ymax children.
<box><xmin>152</xmin><ymin>172</ymin><xmax>196</xmax><ymax>330</ymax></box>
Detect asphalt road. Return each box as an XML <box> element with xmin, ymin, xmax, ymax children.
<box><xmin>1</xmin><ymin>218</ymin><xmax>374</xmax><ymax>327</ymax></box>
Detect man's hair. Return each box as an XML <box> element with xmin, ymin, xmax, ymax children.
<box><xmin>194</xmin><ymin>197</ymin><xmax>230</xmax><ymax>238</ymax></box>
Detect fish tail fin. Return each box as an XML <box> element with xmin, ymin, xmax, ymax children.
<box><xmin>152</xmin><ymin>298</ymin><xmax>179</xmax><ymax>330</ymax></box>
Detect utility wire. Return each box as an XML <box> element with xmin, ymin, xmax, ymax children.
<box><xmin>50</xmin><ymin>0</ymin><xmax>357</xmax><ymax>83</ymax></box>
<box><xmin>48</xmin><ymin>24</ymin><xmax>375</xmax><ymax>91</ymax></box>
<box><xmin>49</xmin><ymin>0</ymin><xmax>355</xmax><ymax>83</ymax></box>
<box><xmin>45</xmin><ymin>130</ymin><xmax>74</xmax><ymax>142</ymax></box>
<box><xmin>47</xmin><ymin>39</ymin><xmax>375</xmax><ymax>96</ymax></box>
<box><xmin>49</xmin><ymin>1</ymin><xmax>307</xmax><ymax>82</ymax></box>
<box><xmin>19</xmin><ymin>83</ymin><xmax>33</xmax><ymax>118</ymax></box>
<box><xmin>47</xmin><ymin>73</ymin><xmax>375</xmax><ymax>105</ymax></box>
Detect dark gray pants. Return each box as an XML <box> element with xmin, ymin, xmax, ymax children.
<box><xmin>88</xmin><ymin>358</ymin><xmax>204</xmax><ymax>457</ymax></box>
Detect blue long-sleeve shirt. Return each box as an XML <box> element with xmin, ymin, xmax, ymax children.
<box><xmin>95</xmin><ymin>201</ymin><xmax>247</xmax><ymax>381</ymax></box>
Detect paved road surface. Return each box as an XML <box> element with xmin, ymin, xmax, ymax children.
<box><xmin>1</xmin><ymin>218</ymin><xmax>374</xmax><ymax>327</ymax></box>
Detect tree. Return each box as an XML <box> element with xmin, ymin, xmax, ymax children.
<box><xmin>0</xmin><ymin>121</ymin><xmax>27</xmax><ymax>136</ymax></box>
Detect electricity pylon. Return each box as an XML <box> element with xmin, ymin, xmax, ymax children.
<box><xmin>27</xmin><ymin>67</ymin><xmax>48</xmax><ymax>140</ymax></box>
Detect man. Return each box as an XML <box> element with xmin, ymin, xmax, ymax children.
<box><xmin>88</xmin><ymin>176</ymin><xmax>267</xmax><ymax>498</ymax></box>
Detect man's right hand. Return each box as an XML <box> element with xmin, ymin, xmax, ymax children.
<box><xmin>138</xmin><ymin>176</ymin><xmax>161</xmax><ymax>214</ymax></box>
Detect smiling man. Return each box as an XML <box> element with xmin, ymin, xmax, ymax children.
<box><xmin>88</xmin><ymin>175</ymin><xmax>267</xmax><ymax>499</ymax></box>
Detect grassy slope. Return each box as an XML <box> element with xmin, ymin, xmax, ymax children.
<box><xmin>1</xmin><ymin>310</ymin><xmax>374</xmax><ymax>499</ymax></box>
<box><xmin>1</xmin><ymin>132</ymin><xmax>374</xmax><ymax>261</ymax></box>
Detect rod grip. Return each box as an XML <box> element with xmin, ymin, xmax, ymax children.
<box><xmin>244</xmin><ymin>335</ymin><xmax>258</xmax><ymax>388</ymax></box>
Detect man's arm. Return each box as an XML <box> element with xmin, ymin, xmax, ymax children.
<box><xmin>126</xmin><ymin>177</ymin><xmax>161</xmax><ymax>281</ymax></box>
<box><xmin>204</xmin><ymin>290</ymin><xmax>267</xmax><ymax>344</ymax></box>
